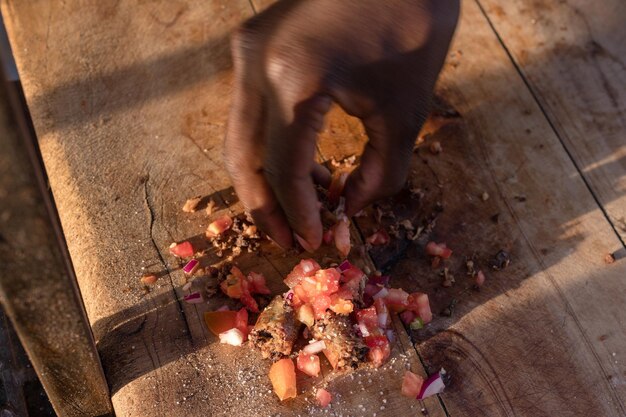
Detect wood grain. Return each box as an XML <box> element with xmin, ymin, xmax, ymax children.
<box><xmin>0</xmin><ymin>1</ymin><xmax>443</xmax><ymax>415</ymax></box>
<box><xmin>0</xmin><ymin>79</ymin><xmax>112</xmax><ymax>415</ymax></box>
<box><xmin>477</xmin><ymin>0</ymin><xmax>626</xmax><ymax>244</ymax></box>
<box><xmin>313</xmin><ymin>1</ymin><xmax>626</xmax><ymax>416</ymax></box>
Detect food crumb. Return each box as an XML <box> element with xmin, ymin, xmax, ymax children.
<box><xmin>205</xmin><ymin>199</ymin><xmax>217</xmax><ymax>216</ymax></box>
<box><xmin>140</xmin><ymin>274</ymin><xmax>158</xmax><ymax>285</ymax></box>
<box><xmin>182</xmin><ymin>196</ymin><xmax>202</xmax><ymax>213</ymax></box>
<box><xmin>429</xmin><ymin>141</ymin><xmax>442</xmax><ymax>155</ymax></box>
<box><xmin>481</xmin><ymin>191</ymin><xmax>489</xmax><ymax>201</ymax></box>
<box><xmin>604</xmin><ymin>253</ymin><xmax>616</xmax><ymax>264</ymax></box>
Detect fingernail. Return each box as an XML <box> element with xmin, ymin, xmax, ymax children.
<box><xmin>295</xmin><ymin>233</ymin><xmax>315</xmax><ymax>253</ymax></box>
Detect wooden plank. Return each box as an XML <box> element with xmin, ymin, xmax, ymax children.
<box><xmin>476</xmin><ymin>0</ymin><xmax>626</xmax><ymax>244</ymax></box>
<box><xmin>0</xmin><ymin>76</ymin><xmax>112</xmax><ymax>415</ymax></box>
<box><xmin>312</xmin><ymin>1</ymin><xmax>626</xmax><ymax>417</ymax></box>
<box><xmin>0</xmin><ymin>1</ymin><xmax>443</xmax><ymax>416</ymax></box>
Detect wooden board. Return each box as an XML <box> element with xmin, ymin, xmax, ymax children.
<box><xmin>0</xmin><ymin>77</ymin><xmax>112</xmax><ymax>415</ymax></box>
<box><xmin>476</xmin><ymin>0</ymin><xmax>626</xmax><ymax>244</ymax></box>
<box><xmin>0</xmin><ymin>1</ymin><xmax>442</xmax><ymax>416</ymax></box>
<box><xmin>313</xmin><ymin>1</ymin><xmax>626</xmax><ymax>416</ymax></box>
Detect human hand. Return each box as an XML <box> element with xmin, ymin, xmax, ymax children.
<box><xmin>224</xmin><ymin>0</ymin><xmax>459</xmax><ymax>251</ymax></box>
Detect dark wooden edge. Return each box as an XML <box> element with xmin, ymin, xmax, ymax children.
<box><xmin>0</xmin><ymin>13</ymin><xmax>113</xmax><ymax>417</ymax></box>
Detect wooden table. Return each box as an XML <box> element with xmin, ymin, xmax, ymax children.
<box><xmin>1</xmin><ymin>0</ymin><xmax>624</xmax><ymax>415</ymax></box>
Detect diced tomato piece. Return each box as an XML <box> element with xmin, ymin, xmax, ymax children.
<box><xmin>293</xmin><ymin>285</ymin><xmax>309</xmax><ymax>305</ymax></box>
<box><xmin>311</xmin><ymin>295</ymin><xmax>332</xmax><ymax>319</ymax></box>
<box><xmin>316</xmin><ymin>388</ymin><xmax>332</xmax><ymax>408</ymax></box>
<box><xmin>315</xmin><ymin>268</ymin><xmax>340</xmax><ymax>295</ymax></box>
<box><xmin>247</xmin><ymin>271</ymin><xmax>271</xmax><ymax>295</ymax></box>
<box><xmin>366</xmin><ymin>229</ymin><xmax>390</xmax><ymax>246</ymax></box>
<box><xmin>333</xmin><ymin>217</ymin><xmax>351</xmax><ymax>258</ymax></box>
<box><xmin>385</xmin><ymin>288</ymin><xmax>409</xmax><ymax>312</ymax></box>
<box><xmin>365</xmin><ymin>335</ymin><xmax>391</xmax><ymax>367</ymax></box>
<box><xmin>296</xmin><ymin>351</ymin><xmax>321</xmax><ymax>377</ymax></box>
<box><xmin>169</xmin><ymin>241</ymin><xmax>194</xmax><ymax>258</ymax></box>
<box><xmin>284</xmin><ymin>259</ymin><xmax>321</xmax><ymax>288</ymax></box>
<box><xmin>240</xmin><ymin>290</ymin><xmax>259</xmax><ymax>313</ymax></box>
<box><xmin>328</xmin><ymin>170</ymin><xmax>349</xmax><ymax>205</ymax></box>
<box><xmin>322</xmin><ymin>228</ymin><xmax>334</xmax><ymax>245</ymax></box>
<box><xmin>425</xmin><ymin>241</ymin><xmax>452</xmax><ymax>259</ymax></box>
<box><xmin>204</xmin><ymin>311</ymin><xmax>238</xmax><ymax>336</ymax></box>
<box><xmin>269</xmin><ymin>358</ymin><xmax>297</xmax><ymax>401</ymax></box>
<box><xmin>399</xmin><ymin>310</ymin><xmax>417</xmax><ymax>325</ymax></box>
<box><xmin>220</xmin><ymin>274</ymin><xmax>243</xmax><ymax>299</ymax></box>
<box><xmin>374</xmin><ymin>298</ymin><xmax>391</xmax><ymax>329</ymax></box>
<box><xmin>323</xmin><ymin>349</ymin><xmax>340</xmax><ymax>370</ymax></box>
<box><xmin>329</xmin><ymin>294</ymin><xmax>354</xmax><ymax>315</ymax></box>
<box><xmin>407</xmin><ymin>292</ymin><xmax>432</xmax><ymax>324</ymax></box>
<box><xmin>296</xmin><ymin>304</ymin><xmax>315</xmax><ymax>327</ymax></box>
<box><xmin>235</xmin><ymin>307</ymin><xmax>249</xmax><ymax>340</ymax></box>
<box><xmin>401</xmin><ymin>370</ymin><xmax>424</xmax><ymax>398</ymax></box>
<box><xmin>356</xmin><ymin>306</ymin><xmax>379</xmax><ymax>333</ymax></box>
<box><xmin>206</xmin><ymin>214</ymin><xmax>233</xmax><ymax>237</ymax></box>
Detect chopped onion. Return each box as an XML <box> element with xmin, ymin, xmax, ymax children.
<box><xmin>284</xmin><ymin>290</ymin><xmax>294</xmax><ymax>303</ymax></box>
<box><xmin>386</xmin><ymin>329</ymin><xmax>396</xmax><ymax>344</ymax></box>
<box><xmin>358</xmin><ymin>323</ymin><xmax>370</xmax><ymax>337</ymax></box>
<box><xmin>301</xmin><ymin>260</ymin><xmax>316</xmax><ymax>274</ymax></box>
<box><xmin>303</xmin><ymin>340</ymin><xmax>327</xmax><ymax>354</ymax></box>
<box><xmin>216</xmin><ymin>305</ymin><xmax>230</xmax><ymax>312</ymax></box>
<box><xmin>417</xmin><ymin>369</ymin><xmax>446</xmax><ymax>399</ymax></box>
<box><xmin>183</xmin><ymin>292</ymin><xmax>203</xmax><ymax>304</ymax></box>
<box><xmin>218</xmin><ymin>328</ymin><xmax>244</xmax><ymax>346</ymax></box>
<box><xmin>372</xmin><ymin>287</ymin><xmax>389</xmax><ymax>300</ymax></box>
<box><xmin>182</xmin><ymin>258</ymin><xmax>200</xmax><ymax>275</ymax></box>
<box><xmin>338</xmin><ymin>260</ymin><xmax>352</xmax><ymax>272</ymax></box>
<box><xmin>378</xmin><ymin>312</ymin><xmax>389</xmax><ymax>329</ymax></box>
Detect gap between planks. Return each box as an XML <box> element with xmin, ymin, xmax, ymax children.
<box><xmin>474</xmin><ymin>0</ymin><xmax>626</xmax><ymax>249</ymax></box>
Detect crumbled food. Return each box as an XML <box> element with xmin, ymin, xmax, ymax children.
<box><xmin>604</xmin><ymin>253</ymin><xmax>616</xmax><ymax>264</ymax></box>
<box><xmin>440</xmin><ymin>268</ymin><xmax>455</xmax><ymax>287</ymax></box>
<box><xmin>366</xmin><ymin>229</ymin><xmax>390</xmax><ymax>246</ymax></box>
<box><xmin>182</xmin><ymin>196</ymin><xmax>202</xmax><ymax>213</ymax></box>
<box><xmin>140</xmin><ymin>274</ymin><xmax>158</xmax><ymax>285</ymax></box>
<box><xmin>426</xmin><ymin>242</ymin><xmax>452</xmax><ymax>259</ymax></box>
<box><xmin>481</xmin><ymin>191</ymin><xmax>489</xmax><ymax>201</ymax></box>
<box><xmin>490</xmin><ymin>250</ymin><xmax>511</xmax><ymax>270</ymax></box>
<box><xmin>429</xmin><ymin>141</ymin><xmax>442</xmax><ymax>154</ymax></box>
<box><xmin>205</xmin><ymin>199</ymin><xmax>216</xmax><ymax>216</ymax></box>
<box><xmin>465</xmin><ymin>259</ymin><xmax>476</xmax><ymax>277</ymax></box>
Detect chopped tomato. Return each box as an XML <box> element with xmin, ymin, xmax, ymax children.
<box><xmin>399</xmin><ymin>310</ymin><xmax>417</xmax><ymax>325</ymax></box>
<box><xmin>329</xmin><ymin>294</ymin><xmax>354</xmax><ymax>315</ymax></box>
<box><xmin>323</xmin><ymin>348</ymin><xmax>340</xmax><ymax>370</ymax></box>
<box><xmin>247</xmin><ymin>271</ymin><xmax>271</xmax><ymax>295</ymax></box>
<box><xmin>292</xmin><ymin>285</ymin><xmax>309</xmax><ymax>306</ymax></box>
<box><xmin>220</xmin><ymin>273</ymin><xmax>243</xmax><ymax>299</ymax></box>
<box><xmin>365</xmin><ymin>335</ymin><xmax>391</xmax><ymax>367</ymax></box>
<box><xmin>235</xmin><ymin>307</ymin><xmax>249</xmax><ymax>340</ymax></box>
<box><xmin>385</xmin><ymin>288</ymin><xmax>409</xmax><ymax>312</ymax></box>
<box><xmin>401</xmin><ymin>370</ymin><xmax>424</xmax><ymax>398</ymax></box>
<box><xmin>284</xmin><ymin>259</ymin><xmax>321</xmax><ymax>288</ymax></box>
<box><xmin>206</xmin><ymin>214</ymin><xmax>233</xmax><ymax>237</ymax></box>
<box><xmin>316</xmin><ymin>388</ymin><xmax>332</xmax><ymax>408</ymax></box>
<box><xmin>315</xmin><ymin>268</ymin><xmax>341</xmax><ymax>295</ymax></box>
<box><xmin>328</xmin><ymin>170</ymin><xmax>349</xmax><ymax>205</ymax></box>
<box><xmin>425</xmin><ymin>241</ymin><xmax>452</xmax><ymax>259</ymax></box>
<box><xmin>169</xmin><ymin>241</ymin><xmax>194</xmax><ymax>258</ymax></box>
<box><xmin>240</xmin><ymin>288</ymin><xmax>259</xmax><ymax>313</ymax></box>
<box><xmin>296</xmin><ymin>351</ymin><xmax>321</xmax><ymax>377</ymax></box>
<box><xmin>269</xmin><ymin>358</ymin><xmax>297</xmax><ymax>401</ymax></box>
<box><xmin>366</xmin><ymin>228</ymin><xmax>390</xmax><ymax>246</ymax></box>
<box><xmin>342</xmin><ymin>263</ymin><xmax>366</xmax><ymax>282</ymax></box>
<box><xmin>407</xmin><ymin>292</ymin><xmax>432</xmax><ymax>324</ymax></box>
<box><xmin>311</xmin><ymin>294</ymin><xmax>332</xmax><ymax>319</ymax></box>
<box><xmin>374</xmin><ymin>298</ymin><xmax>391</xmax><ymax>329</ymax></box>
<box><xmin>356</xmin><ymin>306</ymin><xmax>379</xmax><ymax>333</ymax></box>
<box><xmin>204</xmin><ymin>311</ymin><xmax>238</xmax><ymax>336</ymax></box>
<box><xmin>333</xmin><ymin>217</ymin><xmax>351</xmax><ymax>258</ymax></box>
<box><xmin>296</xmin><ymin>304</ymin><xmax>315</xmax><ymax>327</ymax></box>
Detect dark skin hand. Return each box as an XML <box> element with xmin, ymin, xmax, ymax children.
<box><xmin>225</xmin><ymin>0</ymin><xmax>460</xmax><ymax>251</ymax></box>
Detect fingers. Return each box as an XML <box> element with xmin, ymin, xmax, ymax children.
<box><xmin>224</xmin><ymin>29</ymin><xmax>293</xmax><ymax>248</ymax></box>
<box><xmin>344</xmin><ymin>114</ymin><xmax>418</xmax><ymax>216</ymax></box>
<box><xmin>264</xmin><ymin>94</ymin><xmax>333</xmax><ymax>252</ymax></box>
